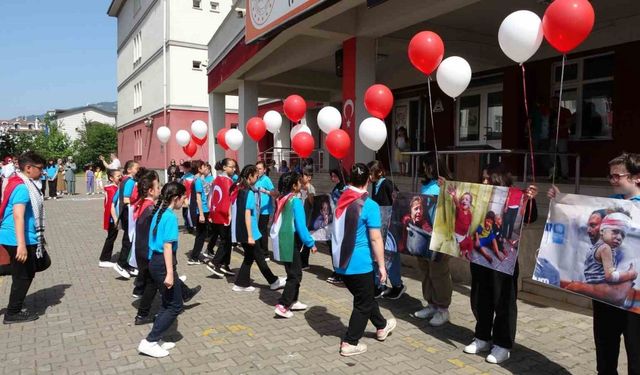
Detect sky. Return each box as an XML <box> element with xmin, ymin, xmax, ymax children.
<box><xmin>0</xmin><ymin>1</ymin><xmax>116</xmax><ymax>119</ymax></box>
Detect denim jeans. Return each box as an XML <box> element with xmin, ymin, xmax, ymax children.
<box><xmin>146</xmin><ymin>253</ymin><xmax>183</xmax><ymax>343</ymax></box>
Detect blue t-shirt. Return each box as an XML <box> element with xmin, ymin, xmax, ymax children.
<box><xmin>336</xmin><ymin>197</ymin><xmax>381</xmax><ymax>275</ymax></box>
<box><xmin>45</xmin><ymin>165</ymin><xmax>58</xmax><ymax>181</ymax></box>
<box><xmin>421</xmin><ymin>180</ymin><xmax>440</xmax><ymax>196</ymax></box>
<box><xmin>194</xmin><ymin>178</ymin><xmax>209</xmax><ymax>213</ymax></box>
<box><xmin>148</xmin><ymin>209</ymin><xmax>179</xmax><ymax>258</ymax></box>
<box><xmin>255</xmin><ymin>175</ymin><xmax>275</xmax><ymax>215</ymax></box>
<box><xmin>0</xmin><ymin>184</ymin><xmax>37</xmax><ymax>246</ymax></box>
<box><xmin>123</xmin><ymin>178</ymin><xmax>136</xmax><ymax>198</ymax></box>
<box><xmin>610</xmin><ymin>194</ymin><xmax>640</xmax><ymax>202</ymax></box>
<box><xmin>476</xmin><ymin>225</ymin><xmax>496</xmax><ymax>247</ymax></box>
<box><xmin>245</xmin><ymin>190</ymin><xmax>262</xmax><ymax>241</ymax></box>
<box><xmin>292</xmin><ymin>197</ymin><xmax>315</xmax><ymax>248</ymax></box>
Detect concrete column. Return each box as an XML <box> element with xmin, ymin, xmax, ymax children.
<box><xmin>354</xmin><ymin>37</ymin><xmax>376</xmax><ymax>165</ymax></box>
<box><xmin>208</xmin><ymin>92</ymin><xmax>226</xmax><ymax>166</ymax></box>
<box><xmin>238</xmin><ymin>80</ymin><xmax>258</xmax><ymax>167</ymax></box>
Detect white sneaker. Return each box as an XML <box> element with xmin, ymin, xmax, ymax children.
<box><xmin>429</xmin><ymin>309</ymin><xmax>450</xmax><ymax>327</ymax></box>
<box><xmin>340</xmin><ymin>342</ymin><xmax>367</xmax><ymax>357</ymax></box>
<box><xmin>270</xmin><ymin>277</ymin><xmax>287</xmax><ymax>291</ymax></box>
<box><xmin>138</xmin><ymin>339</ymin><xmax>169</xmax><ymax>358</ymax></box>
<box><xmin>99</xmin><ymin>261</ymin><xmax>115</xmax><ymax>268</ymax></box>
<box><xmin>290</xmin><ymin>301</ymin><xmax>308</xmax><ymax>311</ymax></box>
<box><xmin>113</xmin><ymin>264</ymin><xmax>131</xmax><ymax>279</ymax></box>
<box><xmin>274</xmin><ymin>304</ymin><xmax>293</xmax><ymax>318</ymax></box>
<box><xmin>376</xmin><ymin>318</ymin><xmax>397</xmax><ymax>341</ymax></box>
<box><xmin>411</xmin><ymin>305</ymin><xmax>437</xmax><ymax>320</ymax></box>
<box><xmin>464</xmin><ymin>338</ymin><xmax>491</xmax><ymax>354</ymax></box>
<box><xmin>159</xmin><ymin>340</ymin><xmax>176</xmax><ymax>351</ymax></box>
<box><xmin>232</xmin><ymin>285</ymin><xmax>256</xmax><ymax>292</ymax></box>
<box><xmin>132</xmin><ymin>294</ymin><xmax>142</xmax><ymax>299</ymax></box>
<box><xmin>179</xmin><ymin>275</ymin><xmax>187</xmax><ymax>282</ymax></box>
<box><xmin>129</xmin><ymin>268</ymin><xmax>139</xmax><ymax>276</ymax></box>
<box><xmin>486</xmin><ymin>345</ymin><xmax>510</xmax><ymax>364</ymax></box>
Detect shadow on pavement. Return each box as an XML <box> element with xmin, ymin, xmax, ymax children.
<box><xmin>304</xmin><ymin>305</ymin><xmax>346</xmax><ymax>339</ymax></box>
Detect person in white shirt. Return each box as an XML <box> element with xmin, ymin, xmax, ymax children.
<box><xmin>100</xmin><ymin>154</ymin><xmax>121</xmax><ymax>170</ymax></box>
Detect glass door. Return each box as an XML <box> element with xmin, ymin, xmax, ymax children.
<box><xmin>456</xmin><ymin>85</ymin><xmax>503</xmax><ymax>149</ymax></box>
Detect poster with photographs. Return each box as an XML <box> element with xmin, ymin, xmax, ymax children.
<box><xmin>430</xmin><ymin>180</ymin><xmax>529</xmax><ymax>275</ymax></box>
<box><xmin>386</xmin><ymin>193</ymin><xmax>440</xmax><ymax>260</ymax></box>
<box><xmin>533</xmin><ymin>194</ymin><xmax>640</xmax><ymax>314</ymax></box>
<box><xmin>308</xmin><ymin>194</ymin><xmax>333</xmax><ymax>241</ymax></box>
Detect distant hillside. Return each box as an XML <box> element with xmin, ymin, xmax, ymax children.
<box><xmin>11</xmin><ymin>101</ymin><xmax>117</xmax><ymax>121</ymax></box>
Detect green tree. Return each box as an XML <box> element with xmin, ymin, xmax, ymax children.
<box><xmin>0</xmin><ymin>132</ymin><xmax>18</xmax><ymax>157</ymax></box>
<box><xmin>33</xmin><ymin>114</ymin><xmax>73</xmax><ymax>161</ymax></box>
<box><xmin>74</xmin><ymin>121</ymin><xmax>117</xmax><ymax>167</ymax></box>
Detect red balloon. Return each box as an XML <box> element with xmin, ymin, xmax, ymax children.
<box><xmin>283</xmin><ymin>95</ymin><xmax>307</xmax><ymax>123</ymax></box>
<box><xmin>246</xmin><ymin>117</ymin><xmax>267</xmax><ymax>142</ymax></box>
<box><xmin>192</xmin><ymin>133</ymin><xmax>207</xmax><ymax>146</ymax></box>
<box><xmin>216</xmin><ymin>128</ymin><xmax>229</xmax><ymax>150</ymax></box>
<box><xmin>542</xmin><ymin>0</ymin><xmax>595</xmax><ymax>54</ymax></box>
<box><xmin>325</xmin><ymin>129</ymin><xmax>351</xmax><ymax>159</ymax></box>
<box><xmin>364</xmin><ymin>84</ymin><xmax>394</xmax><ymax>119</ymax></box>
<box><xmin>292</xmin><ymin>132</ymin><xmax>314</xmax><ymax>158</ymax></box>
<box><xmin>183</xmin><ymin>140</ymin><xmax>197</xmax><ymax>157</ymax></box>
<box><xmin>408</xmin><ymin>31</ymin><xmax>444</xmax><ymax>75</ymax></box>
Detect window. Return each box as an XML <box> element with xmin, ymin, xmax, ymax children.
<box><xmin>193</xmin><ymin>0</ymin><xmax>202</xmax><ymax>9</ymax></box>
<box><xmin>133</xmin><ymin>31</ymin><xmax>142</xmax><ymax>67</ymax></box>
<box><xmin>134</xmin><ymin>0</ymin><xmax>141</xmax><ymax>14</ymax></box>
<box><xmin>133</xmin><ymin>82</ymin><xmax>143</xmax><ymax>113</ymax></box>
<box><xmin>456</xmin><ymin>83</ymin><xmax>503</xmax><ymax>148</ymax></box>
<box><xmin>210</xmin><ymin>1</ymin><xmax>219</xmax><ymax>12</ymax></box>
<box><xmin>134</xmin><ymin>129</ymin><xmax>143</xmax><ymax>157</ymax></box>
<box><xmin>192</xmin><ymin>60</ymin><xmax>202</xmax><ymax>70</ymax></box>
<box><xmin>551</xmin><ymin>53</ymin><xmax>614</xmax><ymax>140</ymax></box>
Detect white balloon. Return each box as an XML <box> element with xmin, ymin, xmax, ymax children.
<box><xmin>436</xmin><ymin>56</ymin><xmax>472</xmax><ymax>99</ymax></box>
<box><xmin>191</xmin><ymin>120</ymin><xmax>208</xmax><ymax>139</ymax></box>
<box><xmin>358</xmin><ymin>117</ymin><xmax>387</xmax><ymax>152</ymax></box>
<box><xmin>156</xmin><ymin>126</ymin><xmax>171</xmax><ymax>144</ymax></box>
<box><xmin>317</xmin><ymin>106</ymin><xmax>342</xmax><ymax>134</ymax></box>
<box><xmin>175</xmin><ymin>130</ymin><xmax>191</xmax><ymax>147</ymax></box>
<box><xmin>498</xmin><ymin>10</ymin><xmax>543</xmax><ymax>64</ymax></box>
<box><xmin>290</xmin><ymin>124</ymin><xmax>311</xmax><ymax>140</ymax></box>
<box><xmin>263</xmin><ymin>110</ymin><xmax>282</xmax><ymax>134</ymax></box>
<box><xmin>225</xmin><ymin>128</ymin><xmax>244</xmax><ymax>151</ymax></box>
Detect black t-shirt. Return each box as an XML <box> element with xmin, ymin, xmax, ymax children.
<box><xmin>371</xmin><ymin>178</ymin><xmax>396</xmax><ymax>207</ymax></box>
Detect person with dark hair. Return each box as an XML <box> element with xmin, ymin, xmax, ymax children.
<box><xmin>271</xmin><ymin>172</ymin><xmax>317</xmax><ymax>318</ymax></box>
<box><xmin>45</xmin><ymin>159</ymin><xmax>58</xmax><ymax>200</ymax></box>
<box><xmin>86</xmin><ymin>164</ymin><xmax>95</xmax><ymax>195</ymax></box>
<box><xmin>326</xmin><ymin>169</ymin><xmax>347</xmax><ymax>285</ymax></box>
<box><xmin>367</xmin><ymin>160</ymin><xmax>405</xmax><ymax>300</ymax></box>
<box><xmin>98</xmin><ymin>169</ymin><xmax>123</xmax><ymax>268</ymax></box>
<box><xmin>205</xmin><ymin>158</ymin><xmax>237</xmax><ymax>277</ymax></box>
<box><xmin>137</xmin><ymin>182</ymin><xmax>186</xmax><ymax>358</ymax></box>
<box><xmin>113</xmin><ymin>160</ymin><xmax>141</xmax><ymax>279</ymax></box>
<box><xmin>0</xmin><ymin>151</ymin><xmax>47</xmax><ymax>323</ymax></box>
<box><xmin>549</xmin><ymin>152</ymin><xmax>640</xmax><ymax>374</ymax></box>
<box><xmin>332</xmin><ymin>163</ymin><xmax>396</xmax><ymax>357</ymax></box>
<box><xmin>64</xmin><ymin>156</ymin><xmax>77</xmax><ymax>195</ymax></box>
<box><xmin>231</xmin><ymin>165</ymin><xmax>285</xmax><ymax>292</ymax></box>
<box><xmin>180</xmin><ymin>161</ymin><xmax>195</xmax><ymax>234</ymax></box>
<box><xmin>279</xmin><ymin>160</ymin><xmax>290</xmax><ymax>173</ymax></box>
<box><xmin>187</xmin><ymin>160</ymin><xmax>209</xmax><ymax>265</ymax></box>
<box><xmin>464</xmin><ymin>164</ymin><xmax>538</xmax><ymax>364</ymax></box>
<box><xmin>299</xmin><ymin>167</ymin><xmax>316</xmax><ymax>269</ymax></box>
<box><xmin>167</xmin><ymin>160</ymin><xmax>180</xmax><ymax>182</ymax></box>
<box><xmin>255</xmin><ymin>161</ymin><xmax>276</xmax><ymax>261</ymax></box>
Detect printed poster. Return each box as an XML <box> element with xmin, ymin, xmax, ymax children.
<box><xmin>386</xmin><ymin>193</ymin><xmax>440</xmax><ymax>260</ymax></box>
<box><xmin>533</xmin><ymin>193</ymin><xmax>640</xmax><ymax>314</ymax></box>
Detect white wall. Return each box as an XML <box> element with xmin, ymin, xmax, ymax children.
<box><xmin>168</xmin><ymin>46</ymin><xmax>209</xmax><ymax>108</ymax></box>
<box><xmin>169</xmin><ymin>0</ymin><xmax>233</xmax><ymax>45</ymax></box>
<box><xmin>116</xmin><ymin>0</ymin><xmax>157</xmax><ymax>49</ymax></box>
<box><xmin>57</xmin><ymin>110</ymin><xmax>116</xmax><ymax>141</ymax></box>
<box><xmin>117</xmin><ymin>59</ymin><xmax>164</xmax><ymax>126</ymax></box>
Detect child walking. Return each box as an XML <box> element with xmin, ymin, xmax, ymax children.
<box><xmin>271</xmin><ymin>172</ymin><xmax>317</xmax><ymax>318</ymax></box>
<box><xmin>86</xmin><ymin>166</ymin><xmax>95</xmax><ymax>195</ymax></box>
<box><xmin>187</xmin><ymin>160</ymin><xmax>210</xmax><ymax>265</ymax></box>
<box><xmin>113</xmin><ymin>160</ymin><xmax>140</xmax><ymax>279</ymax></box>
<box><xmin>138</xmin><ymin>182</ymin><xmax>186</xmax><ymax>358</ymax></box>
<box><xmin>99</xmin><ymin>169</ymin><xmax>122</xmax><ymax>268</ymax></box>
<box><xmin>231</xmin><ymin>165</ymin><xmax>285</xmax><ymax>292</ymax></box>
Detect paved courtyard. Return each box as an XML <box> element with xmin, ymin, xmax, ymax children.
<box><xmin>0</xmin><ymin>195</ymin><xmax>629</xmax><ymax>374</ymax></box>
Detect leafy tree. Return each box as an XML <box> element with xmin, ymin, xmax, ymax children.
<box><xmin>0</xmin><ymin>132</ymin><xmax>17</xmax><ymax>158</ymax></box>
<box><xmin>74</xmin><ymin>121</ymin><xmax>117</xmax><ymax>167</ymax></box>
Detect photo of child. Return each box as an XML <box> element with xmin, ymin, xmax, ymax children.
<box><xmin>431</xmin><ymin>180</ymin><xmax>527</xmax><ymax>275</ymax></box>
<box><xmin>308</xmin><ymin>194</ymin><xmax>333</xmax><ymax>241</ymax></box>
<box><xmin>387</xmin><ymin>193</ymin><xmax>439</xmax><ymax>259</ymax></box>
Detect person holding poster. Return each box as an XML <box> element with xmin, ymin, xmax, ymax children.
<box><xmin>547</xmin><ymin>153</ymin><xmax>640</xmax><ymax>375</ymax></box>
<box><xmin>327</xmin><ymin>169</ymin><xmax>346</xmax><ymax>285</ymax></box>
<box><xmin>464</xmin><ymin>164</ymin><xmax>538</xmax><ymax>364</ymax></box>
<box><xmin>332</xmin><ymin>163</ymin><xmax>396</xmax><ymax>357</ymax></box>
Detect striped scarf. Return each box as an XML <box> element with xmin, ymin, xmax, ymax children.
<box><xmin>16</xmin><ymin>172</ymin><xmax>46</xmax><ymax>257</ymax></box>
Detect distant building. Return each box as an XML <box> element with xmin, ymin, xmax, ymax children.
<box><xmin>0</xmin><ymin>117</ymin><xmax>42</xmax><ymax>133</ymax></box>
<box><xmin>47</xmin><ymin>106</ymin><xmax>117</xmax><ymax>141</ymax></box>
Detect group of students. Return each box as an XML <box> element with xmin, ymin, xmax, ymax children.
<box><xmin>0</xmin><ymin>148</ymin><xmax>637</xmax><ymax>373</ymax></box>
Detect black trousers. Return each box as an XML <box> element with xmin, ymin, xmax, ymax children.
<box><xmin>190</xmin><ymin>219</ymin><xmax>208</xmax><ymax>261</ymax></box>
<box><xmin>234</xmin><ymin>241</ymin><xmax>277</xmax><ymax>288</ymax></box>
<box><xmin>279</xmin><ymin>246</ymin><xmax>302</xmax><ymax>307</ymax></box>
<box><xmin>502</xmin><ymin>207</ymin><xmax>519</xmax><ymax>239</ymax></box>
<box><xmin>593</xmin><ymin>300</ymin><xmax>640</xmax><ymax>375</ymax></box>
<box><xmin>117</xmin><ymin>210</ymin><xmax>132</xmax><ymax>268</ymax></box>
<box><xmin>3</xmin><ymin>245</ymin><xmax>36</xmax><ymax>314</ymax></box>
<box><xmin>470</xmin><ymin>262</ymin><xmax>518</xmax><ymax>349</ymax></box>
<box><xmin>99</xmin><ymin>223</ymin><xmax>119</xmax><ymax>262</ymax></box>
<box><xmin>342</xmin><ymin>271</ymin><xmax>387</xmax><ymax>345</ymax></box>
<box><xmin>40</xmin><ymin>180</ymin><xmax>46</xmax><ymax>196</ymax></box>
<box><xmin>182</xmin><ymin>207</ymin><xmax>192</xmax><ymax>229</ymax></box>
<box><xmin>300</xmin><ymin>246</ymin><xmax>311</xmax><ymax>268</ymax></box>
<box><xmin>47</xmin><ymin>180</ymin><xmax>57</xmax><ymax>199</ymax></box>
<box><xmin>136</xmin><ymin>259</ymin><xmax>192</xmax><ymax>317</ymax></box>
<box><xmin>208</xmin><ymin>223</ymin><xmax>232</xmax><ymax>266</ymax></box>
<box><xmin>146</xmin><ymin>254</ymin><xmax>182</xmax><ymax>343</ymax></box>
<box><xmin>258</xmin><ymin>214</ymin><xmax>271</xmax><ymax>257</ymax></box>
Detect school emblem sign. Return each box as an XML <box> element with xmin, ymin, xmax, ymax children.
<box><xmin>246</xmin><ymin>0</ymin><xmax>327</xmax><ymax>43</ymax></box>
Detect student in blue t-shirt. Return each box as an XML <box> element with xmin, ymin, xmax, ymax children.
<box><xmin>137</xmin><ymin>181</ymin><xmax>186</xmax><ymax>358</ymax></box>
<box><xmin>333</xmin><ymin>163</ymin><xmax>396</xmax><ymax>357</ymax></box>
<box><xmin>255</xmin><ymin>161</ymin><xmax>276</xmax><ymax>260</ymax></box>
<box><xmin>187</xmin><ymin>160</ymin><xmax>210</xmax><ymax>264</ymax></box>
<box><xmin>0</xmin><ymin>151</ymin><xmax>46</xmax><ymax>324</ymax></box>
<box><xmin>549</xmin><ymin>153</ymin><xmax>640</xmax><ymax>374</ymax></box>
<box><xmin>45</xmin><ymin>159</ymin><xmax>59</xmax><ymax>200</ymax></box>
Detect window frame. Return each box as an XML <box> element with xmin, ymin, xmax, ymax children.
<box><xmin>193</xmin><ymin>0</ymin><xmax>202</xmax><ymax>9</ymax></box>
<box><xmin>454</xmin><ymin>83</ymin><xmax>504</xmax><ymax>148</ymax></box>
<box><xmin>210</xmin><ymin>1</ymin><xmax>220</xmax><ymax>12</ymax></box>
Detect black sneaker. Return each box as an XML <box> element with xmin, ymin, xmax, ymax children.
<box><xmin>206</xmin><ymin>261</ymin><xmax>224</xmax><ymax>277</ymax></box>
<box><xmin>326</xmin><ymin>275</ymin><xmax>343</xmax><ymax>285</ymax></box>
<box><xmin>220</xmin><ymin>265</ymin><xmax>235</xmax><ymax>276</ymax></box>
<box><xmin>4</xmin><ymin>310</ymin><xmax>39</xmax><ymax>324</ymax></box>
<box><xmin>374</xmin><ymin>287</ymin><xmax>386</xmax><ymax>299</ymax></box>
<box><xmin>134</xmin><ymin>315</ymin><xmax>155</xmax><ymax>325</ymax></box>
<box><xmin>183</xmin><ymin>285</ymin><xmax>202</xmax><ymax>303</ymax></box>
<box><xmin>384</xmin><ymin>285</ymin><xmax>407</xmax><ymax>300</ymax></box>
<box><xmin>187</xmin><ymin>258</ymin><xmax>203</xmax><ymax>265</ymax></box>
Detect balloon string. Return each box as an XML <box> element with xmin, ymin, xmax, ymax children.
<box><xmin>338</xmin><ymin>159</ymin><xmax>347</xmax><ymax>186</ymax></box>
<box><xmin>522</xmin><ymin>64</ymin><xmax>536</xmax><ymax>184</ymax></box>
<box><xmin>551</xmin><ymin>54</ymin><xmax>566</xmax><ymax>188</ymax></box>
<box><xmin>427</xmin><ymin>77</ymin><xmax>440</xmax><ymax>177</ymax></box>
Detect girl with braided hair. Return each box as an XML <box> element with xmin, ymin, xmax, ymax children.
<box><xmin>138</xmin><ymin>182</ymin><xmax>187</xmax><ymax>358</ymax></box>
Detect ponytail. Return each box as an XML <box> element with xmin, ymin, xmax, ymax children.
<box><xmin>151</xmin><ymin>181</ymin><xmax>186</xmax><ymax>236</ymax></box>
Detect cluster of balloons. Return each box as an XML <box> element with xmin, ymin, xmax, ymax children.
<box><xmin>359</xmin><ymin>84</ymin><xmax>393</xmax><ymax>152</ymax></box>
<box><xmin>156</xmin><ymin>120</ymin><xmax>209</xmax><ymax>158</ymax></box>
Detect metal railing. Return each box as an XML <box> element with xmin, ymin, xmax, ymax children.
<box><xmin>259</xmin><ymin>146</ymin><xmax>327</xmax><ymax>173</ymax></box>
<box><xmin>402</xmin><ymin>149</ymin><xmax>581</xmax><ymax>193</ymax></box>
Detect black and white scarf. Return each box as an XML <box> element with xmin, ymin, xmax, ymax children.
<box><xmin>16</xmin><ymin>172</ymin><xmax>46</xmax><ymax>257</ymax></box>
